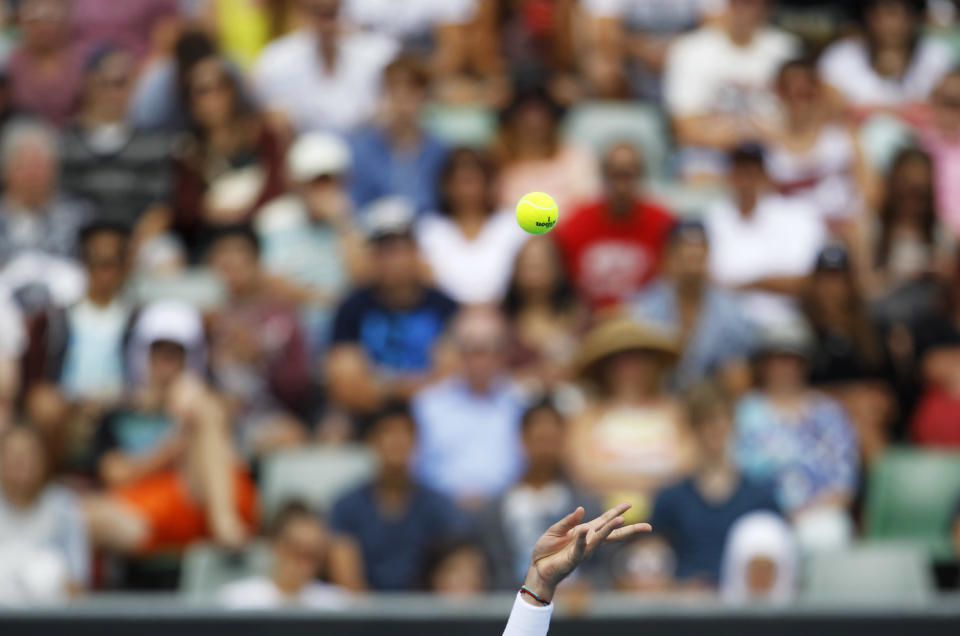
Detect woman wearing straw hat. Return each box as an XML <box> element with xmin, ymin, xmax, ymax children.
<box><xmin>565</xmin><ymin>317</ymin><xmax>697</xmax><ymax>520</ymax></box>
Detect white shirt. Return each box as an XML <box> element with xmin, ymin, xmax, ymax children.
<box><xmin>705</xmin><ymin>193</ymin><xmax>826</xmax><ymax>326</ymax></box>
<box><xmin>502</xmin><ymin>592</ymin><xmax>553</xmax><ymax>636</ymax></box>
<box><xmin>664</xmin><ymin>26</ymin><xmax>799</xmax><ymax>118</ymax></box>
<box><xmin>416</xmin><ymin>209</ymin><xmax>529</xmax><ymax>304</ymax></box>
<box><xmin>59</xmin><ymin>298</ymin><xmax>131</xmax><ymax>401</ymax></box>
<box><xmin>253</xmin><ymin>29</ymin><xmax>398</xmax><ymax>132</ymax></box>
<box><xmin>220</xmin><ymin>576</ymin><xmax>349</xmax><ymax>610</ymax></box>
<box><xmin>412</xmin><ymin>377</ymin><xmax>526</xmax><ymax>500</ymax></box>
<box><xmin>819</xmin><ymin>37</ymin><xmax>955</xmax><ymax>108</ymax></box>
<box><xmin>765</xmin><ymin>124</ymin><xmax>864</xmax><ymax>220</ymax></box>
<box><xmin>0</xmin><ymin>486</ymin><xmax>91</xmax><ymax>604</ymax></box>
<box><xmin>344</xmin><ymin>0</ymin><xmax>476</xmax><ymax>40</ymax></box>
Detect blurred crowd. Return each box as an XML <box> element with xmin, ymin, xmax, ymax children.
<box><xmin>1</xmin><ymin>0</ymin><xmax>960</xmax><ymax>609</ymax></box>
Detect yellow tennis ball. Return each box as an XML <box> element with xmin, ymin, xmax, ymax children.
<box><xmin>516</xmin><ymin>192</ymin><xmax>559</xmax><ymax>235</ymax></box>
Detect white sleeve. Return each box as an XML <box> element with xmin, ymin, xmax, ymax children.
<box><xmin>502</xmin><ymin>593</ymin><xmax>554</xmax><ymax>636</ymax></box>
<box><xmin>663</xmin><ymin>34</ymin><xmax>711</xmax><ymax>117</ymax></box>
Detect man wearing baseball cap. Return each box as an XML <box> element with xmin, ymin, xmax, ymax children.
<box><xmin>256</xmin><ymin>131</ymin><xmax>367</xmax><ymax>354</ymax></box>
<box><xmin>325</xmin><ymin>197</ymin><xmax>458</xmax><ymax>415</ymax></box>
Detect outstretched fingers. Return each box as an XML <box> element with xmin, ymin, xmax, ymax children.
<box><xmin>547</xmin><ymin>506</ymin><xmax>585</xmax><ymax>537</ymax></box>
<box><xmin>590</xmin><ymin>514</ymin><xmax>625</xmax><ymax>547</ymax></box>
<box><xmin>587</xmin><ymin>502</ymin><xmax>633</xmax><ymax>531</ymax></box>
<box><xmin>603</xmin><ymin>522</ymin><xmax>653</xmax><ymax>544</ymax></box>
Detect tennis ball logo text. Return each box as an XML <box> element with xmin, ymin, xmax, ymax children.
<box><xmin>536</xmin><ymin>217</ymin><xmax>555</xmax><ymax>228</ymax></box>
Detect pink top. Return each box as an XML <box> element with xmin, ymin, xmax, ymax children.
<box><xmin>920</xmin><ymin>125</ymin><xmax>960</xmax><ymax>237</ymax></box>
<box><xmin>498</xmin><ymin>145</ymin><xmax>601</xmax><ymax>218</ymax></box>
<box><xmin>7</xmin><ymin>46</ymin><xmax>85</xmax><ymax>127</ymax></box>
<box><xmin>70</xmin><ymin>0</ymin><xmax>179</xmax><ymax>61</ymax></box>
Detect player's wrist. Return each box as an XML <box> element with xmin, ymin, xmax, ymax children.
<box><xmin>522</xmin><ymin>567</ymin><xmax>555</xmax><ymax>605</ymax></box>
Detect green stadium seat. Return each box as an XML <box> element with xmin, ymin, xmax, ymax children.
<box><xmin>865</xmin><ymin>447</ymin><xmax>960</xmax><ymax>560</ymax></box>
<box><xmin>857</xmin><ymin>113</ymin><xmax>915</xmax><ymax>173</ymax></box>
<box><xmin>128</xmin><ymin>267</ymin><xmax>227</xmax><ymax>311</ymax></box>
<box><xmin>422</xmin><ymin>104</ymin><xmax>497</xmax><ymax>148</ymax></box>
<box><xmin>180</xmin><ymin>541</ymin><xmax>272</xmax><ymax>603</ymax></box>
<box><xmin>259</xmin><ymin>444</ymin><xmax>378</xmax><ymax>520</ymax></box>
<box><xmin>803</xmin><ymin>544</ymin><xmax>934</xmax><ymax>605</ymax></box>
<box><xmin>562</xmin><ymin>101</ymin><xmax>671</xmax><ymax>180</ymax></box>
<box><xmin>645</xmin><ymin>180</ymin><xmax>727</xmax><ymax>219</ymax></box>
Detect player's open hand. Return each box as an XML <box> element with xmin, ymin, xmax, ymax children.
<box><xmin>523</xmin><ymin>503</ymin><xmax>651</xmax><ymax>603</ymax></box>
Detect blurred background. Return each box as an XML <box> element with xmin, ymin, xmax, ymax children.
<box><xmin>0</xmin><ymin>0</ymin><xmax>959</xmax><ymax>629</ymax></box>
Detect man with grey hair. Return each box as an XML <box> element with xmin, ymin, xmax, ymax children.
<box><xmin>0</xmin><ymin>120</ymin><xmax>90</xmax><ymax>309</ymax></box>
<box><xmin>411</xmin><ymin>305</ymin><xmax>525</xmax><ymax>508</ymax></box>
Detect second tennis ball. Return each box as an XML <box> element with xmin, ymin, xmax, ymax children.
<box><xmin>516</xmin><ymin>192</ymin><xmax>559</xmax><ymax>235</ymax></box>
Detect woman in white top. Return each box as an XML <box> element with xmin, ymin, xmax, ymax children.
<box><xmin>764</xmin><ymin>58</ymin><xmax>876</xmax><ymax>223</ymax></box>
<box><xmin>818</xmin><ymin>0</ymin><xmax>955</xmax><ymax>122</ymax></box>
<box><xmin>502</xmin><ymin>502</ymin><xmax>650</xmax><ymax>636</ymax></box>
<box><xmin>417</xmin><ymin>148</ymin><xmax>529</xmax><ymax>304</ymax></box>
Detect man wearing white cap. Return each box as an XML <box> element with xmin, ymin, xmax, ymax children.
<box><xmin>256</xmin><ymin>131</ymin><xmax>367</xmax><ymax>354</ymax></box>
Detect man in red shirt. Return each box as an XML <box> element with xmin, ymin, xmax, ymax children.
<box><xmin>553</xmin><ymin>143</ymin><xmax>674</xmax><ymax>310</ymax></box>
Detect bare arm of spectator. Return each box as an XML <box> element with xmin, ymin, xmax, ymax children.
<box><xmin>736</xmin><ymin>274</ymin><xmax>810</xmax><ymax>297</ymax></box>
<box><xmin>586</xmin><ymin>12</ymin><xmax>626</xmax><ymax>68</ymax></box>
<box><xmin>503</xmin><ymin>503</ymin><xmax>650</xmax><ymax>636</ymax></box>
<box><xmin>431</xmin><ymin>21</ymin><xmax>469</xmax><ymax>78</ymax></box>
<box><xmin>98</xmin><ymin>432</ymin><xmax>185</xmax><ymax>489</ymax></box>
<box><xmin>325</xmin><ymin>345</ymin><xmax>435</xmax><ymax>412</ymax></box>
<box><xmin>0</xmin><ymin>297</ymin><xmax>25</xmax><ymax>430</ymax></box>
<box><xmin>850</xmin><ymin>126</ymin><xmax>881</xmax><ymax>213</ymax></box>
<box><xmin>0</xmin><ymin>356</ymin><xmax>19</xmax><ymax>431</ymax></box>
<box><xmin>326</xmin><ymin>533</ymin><xmax>369</xmax><ymax>593</ymax></box>
<box><xmin>673</xmin><ymin>114</ymin><xmax>744</xmax><ymax>151</ymax></box>
<box><xmin>464</xmin><ymin>0</ymin><xmax>506</xmax><ymax>78</ymax></box>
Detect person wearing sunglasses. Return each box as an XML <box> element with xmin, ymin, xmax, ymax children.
<box><xmin>60</xmin><ymin>47</ymin><xmax>173</xmax><ymax>246</ymax></box>
<box><xmin>411</xmin><ymin>306</ymin><xmax>525</xmax><ymax>510</ymax></box>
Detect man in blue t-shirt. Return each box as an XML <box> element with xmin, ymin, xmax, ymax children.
<box><xmin>326</xmin><ymin>200</ymin><xmax>458</xmax><ymax>413</ymax></box>
<box><xmin>329</xmin><ymin>402</ymin><xmax>465</xmax><ymax>590</ymax></box>
<box><xmin>649</xmin><ymin>383</ymin><xmax>779</xmax><ymax>586</ymax></box>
